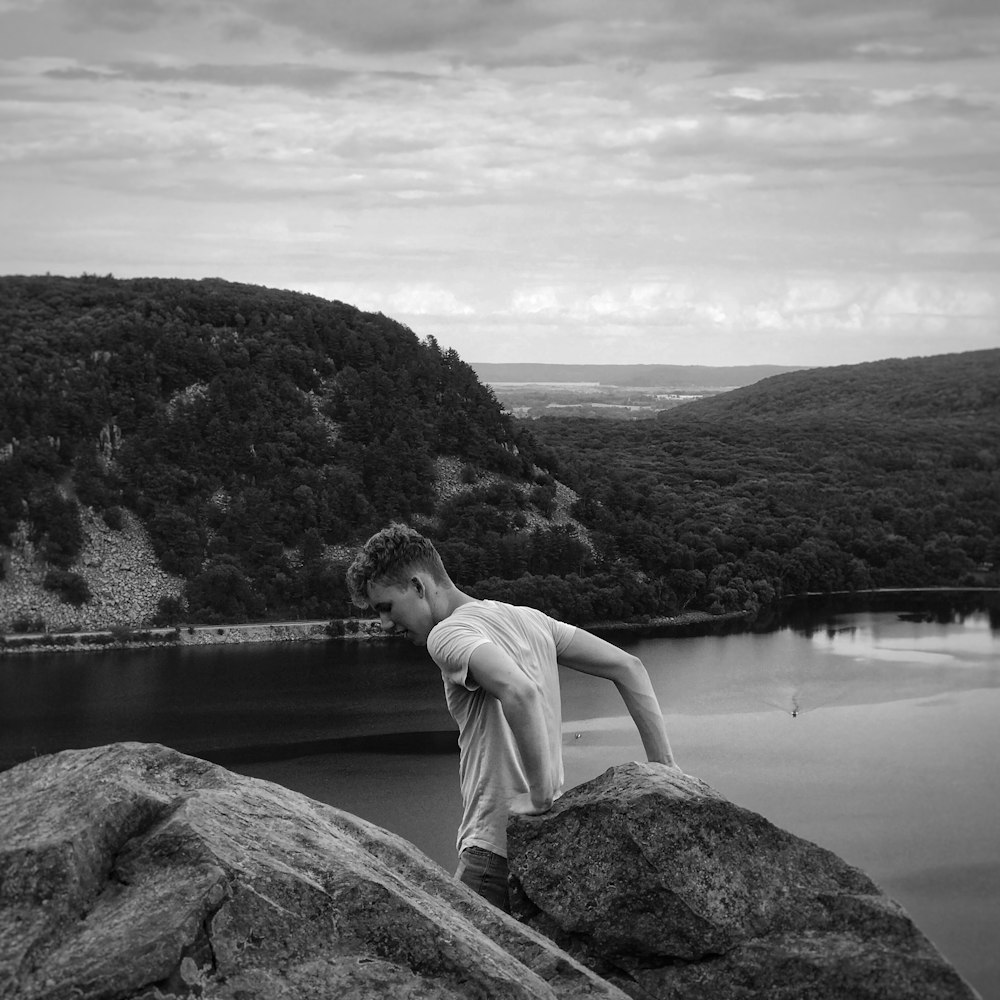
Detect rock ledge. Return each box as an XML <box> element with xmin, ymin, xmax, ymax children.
<box><xmin>0</xmin><ymin>743</ymin><xmax>624</xmax><ymax>1000</ymax></box>
<box><xmin>508</xmin><ymin>762</ymin><xmax>981</xmax><ymax>1000</ymax></box>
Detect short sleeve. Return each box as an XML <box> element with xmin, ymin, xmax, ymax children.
<box><xmin>427</xmin><ymin>618</ymin><xmax>491</xmax><ymax>690</ymax></box>
<box><xmin>548</xmin><ymin>615</ymin><xmax>577</xmax><ymax>655</ymax></box>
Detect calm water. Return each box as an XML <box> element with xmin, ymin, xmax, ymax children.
<box><xmin>2</xmin><ymin>592</ymin><xmax>998</xmax><ymax>998</ymax></box>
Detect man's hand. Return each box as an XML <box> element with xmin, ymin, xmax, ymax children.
<box><xmin>508</xmin><ymin>790</ymin><xmax>553</xmax><ymax>816</ymax></box>
<box><xmin>634</xmin><ymin>758</ymin><xmax>684</xmax><ymax>773</ymax></box>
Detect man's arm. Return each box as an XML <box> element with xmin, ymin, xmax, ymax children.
<box><xmin>558</xmin><ymin>629</ymin><xmax>678</xmax><ymax>769</ymax></box>
<box><xmin>467</xmin><ymin>642</ymin><xmax>556</xmax><ymax>815</ymax></box>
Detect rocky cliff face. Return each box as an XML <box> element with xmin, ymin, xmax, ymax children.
<box><xmin>508</xmin><ymin>762</ymin><xmax>981</xmax><ymax>1000</ymax></box>
<box><xmin>0</xmin><ymin>747</ymin><xmax>980</xmax><ymax>1000</ymax></box>
<box><xmin>0</xmin><ymin>743</ymin><xmax>624</xmax><ymax>1000</ymax></box>
<box><xmin>0</xmin><ymin>510</ymin><xmax>184</xmax><ymax>634</ymax></box>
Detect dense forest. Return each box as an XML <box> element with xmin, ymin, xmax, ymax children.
<box><xmin>1</xmin><ymin>274</ymin><xmax>997</xmax><ymax>629</ymax></box>
<box><xmin>526</xmin><ymin>350</ymin><xmax>1000</xmax><ymax>617</ymax></box>
<box><xmin>0</xmin><ymin>275</ymin><xmax>549</xmax><ymax>624</ymax></box>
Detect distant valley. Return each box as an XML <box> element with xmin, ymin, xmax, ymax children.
<box><xmin>471</xmin><ymin>362</ymin><xmax>804</xmax><ymax>419</ymax></box>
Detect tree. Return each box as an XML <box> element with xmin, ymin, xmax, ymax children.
<box><xmin>148</xmin><ymin>508</ymin><xmax>204</xmax><ymax>577</ymax></box>
<box><xmin>43</xmin><ymin>569</ymin><xmax>91</xmax><ymax>605</ymax></box>
<box><xmin>29</xmin><ymin>489</ymin><xmax>83</xmax><ymax>569</ymax></box>
<box><xmin>185</xmin><ymin>557</ymin><xmax>264</xmax><ymax>623</ymax></box>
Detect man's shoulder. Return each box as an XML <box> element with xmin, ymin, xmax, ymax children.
<box><xmin>428</xmin><ymin>600</ymin><xmax>523</xmax><ymax>646</ymax></box>
<box><xmin>427</xmin><ymin>601</ymin><xmax>492</xmax><ymax>649</ymax></box>
<box><xmin>441</xmin><ymin>598</ymin><xmax>513</xmax><ymax>623</ymax></box>
<box><xmin>441</xmin><ymin>600</ymin><xmax>572</xmax><ymax>640</ymax></box>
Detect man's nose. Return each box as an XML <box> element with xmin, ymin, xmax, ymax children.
<box><xmin>379</xmin><ymin>611</ymin><xmax>394</xmax><ymax>632</ymax></box>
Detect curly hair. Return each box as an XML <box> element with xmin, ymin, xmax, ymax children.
<box><xmin>345</xmin><ymin>523</ymin><xmax>449</xmax><ymax>608</ymax></box>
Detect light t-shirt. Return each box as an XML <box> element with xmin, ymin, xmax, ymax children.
<box><xmin>426</xmin><ymin>600</ymin><xmax>577</xmax><ymax>859</ymax></box>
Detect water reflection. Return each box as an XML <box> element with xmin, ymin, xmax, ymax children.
<box><xmin>813</xmin><ymin>621</ymin><xmax>998</xmax><ymax>666</ymax></box>
<box><xmin>767</xmin><ymin>590</ymin><xmax>1000</xmax><ymax>637</ymax></box>
<box><xmin>619</xmin><ymin>603</ymin><xmax>998</xmax><ymax>722</ymax></box>
<box><xmin>0</xmin><ymin>640</ymin><xmax>452</xmax><ymax>771</ymax></box>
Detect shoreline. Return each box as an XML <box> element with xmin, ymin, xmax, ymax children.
<box><xmin>3</xmin><ymin>588</ymin><xmax>996</xmax><ymax>656</ymax></box>
<box><xmin>0</xmin><ymin>609</ymin><xmax>750</xmax><ymax>656</ymax></box>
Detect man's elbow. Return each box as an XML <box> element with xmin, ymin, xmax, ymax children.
<box><xmin>500</xmin><ymin>675</ymin><xmax>544</xmax><ymax>719</ymax></box>
<box><xmin>613</xmin><ymin>652</ymin><xmax>647</xmax><ymax>686</ymax></box>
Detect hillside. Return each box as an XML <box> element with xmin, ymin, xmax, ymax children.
<box><xmin>0</xmin><ymin>274</ymin><xmax>582</xmax><ymax>630</ymax></box>
<box><xmin>528</xmin><ymin>349</ymin><xmax>1000</xmax><ymax>616</ymax></box>
<box><xmin>2</xmin><ymin>275</ymin><xmax>997</xmax><ymax>635</ymax></box>
<box><xmin>674</xmin><ymin>350</ymin><xmax>1000</xmax><ymax>421</ymax></box>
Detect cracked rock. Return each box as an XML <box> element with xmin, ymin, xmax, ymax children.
<box><xmin>507</xmin><ymin>762</ymin><xmax>981</xmax><ymax>1000</ymax></box>
<box><xmin>1</xmin><ymin>743</ymin><xmax>626</xmax><ymax>1000</ymax></box>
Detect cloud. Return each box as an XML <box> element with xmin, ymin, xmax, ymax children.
<box><xmin>511</xmin><ymin>287</ymin><xmax>563</xmax><ymax>315</ymax></box>
<box><xmin>372</xmin><ymin>284</ymin><xmax>474</xmax><ymax>316</ymax></box>
<box><xmin>250</xmin><ymin>0</ymin><xmax>557</xmax><ymax>58</ymax></box>
<box><xmin>870</xmin><ymin>83</ymin><xmax>998</xmax><ymax>118</ymax></box>
<box><xmin>711</xmin><ymin>85</ymin><xmax>864</xmax><ymax>117</ymax></box>
<box><xmin>31</xmin><ymin>0</ymin><xmax>1000</xmax><ymax>76</ymax></box>
<box><xmin>899</xmin><ymin>210</ymin><xmax>1000</xmax><ymax>257</ymax></box>
<box><xmin>0</xmin><ymin>0</ymin><xmax>47</xmax><ymax>10</ymax></box>
<box><xmin>498</xmin><ymin>272</ymin><xmax>1000</xmax><ymax>342</ymax></box>
<box><xmin>62</xmin><ymin>0</ymin><xmax>205</xmax><ymax>34</ymax></box>
<box><xmin>51</xmin><ymin>0</ymin><xmax>980</xmax><ymax>74</ymax></box>
<box><xmin>2</xmin><ymin>0</ymin><xmax>999</xmax><ymax>368</ymax></box>
<box><xmin>42</xmin><ymin>60</ymin><xmax>412</xmax><ymax>93</ymax></box>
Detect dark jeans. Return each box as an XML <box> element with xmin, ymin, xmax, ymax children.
<box><xmin>455</xmin><ymin>846</ymin><xmax>510</xmax><ymax>913</ymax></box>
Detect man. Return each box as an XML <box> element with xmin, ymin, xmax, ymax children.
<box><xmin>346</xmin><ymin>522</ymin><xmax>678</xmax><ymax>912</ymax></box>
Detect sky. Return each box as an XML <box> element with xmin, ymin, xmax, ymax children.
<box><xmin>1</xmin><ymin>0</ymin><xmax>999</xmax><ymax>368</ymax></box>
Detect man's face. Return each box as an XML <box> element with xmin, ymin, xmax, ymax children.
<box><xmin>367</xmin><ymin>577</ymin><xmax>434</xmax><ymax>645</ymax></box>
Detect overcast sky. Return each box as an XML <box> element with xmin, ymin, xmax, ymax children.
<box><xmin>1</xmin><ymin>1</ymin><xmax>998</xmax><ymax>367</ymax></box>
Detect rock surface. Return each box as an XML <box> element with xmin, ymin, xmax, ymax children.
<box><xmin>3</xmin><ymin>747</ymin><xmax>983</xmax><ymax>1000</ymax></box>
<box><xmin>508</xmin><ymin>762</ymin><xmax>981</xmax><ymax>1000</ymax></box>
<box><xmin>0</xmin><ymin>743</ymin><xmax>626</xmax><ymax>1000</ymax></box>
<box><xmin>0</xmin><ymin>509</ymin><xmax>184</xmax><ymax>633</ymax></box>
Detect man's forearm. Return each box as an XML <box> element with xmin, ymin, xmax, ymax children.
<box><xmin>557</xmin><ymin>630</ymin><xmax>679</xmax><ymax>770</ymax></box>
<box><xmin>501</xmin><ymin>687</ymin><xmax>556</xmax><ymax>810</ymax></box>
<box><xmin>615</xmin><ymin>667</ymin><xmax>677</xmax><ymax>768</ymax></box>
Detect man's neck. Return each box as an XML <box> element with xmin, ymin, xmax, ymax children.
<box><xmin>435</xmin><ymin>585</ymin><xmax>477</xmax><ymax>623</ymax></box>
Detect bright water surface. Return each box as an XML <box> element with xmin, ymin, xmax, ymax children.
<box><xmin>2</xmin><ymin>592</ymin><xmax>998</xmax><ymax>998</ymax></box>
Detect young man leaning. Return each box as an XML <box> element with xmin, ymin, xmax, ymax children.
<box><xmin>346</xmin><ymin>522</ymin><xmax>679</xmax><ymax>912</ymax></box>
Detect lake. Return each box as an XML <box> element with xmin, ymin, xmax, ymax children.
<box><xmin>2</xmin><ymin>590</ymin><xmax>997</xmax><ymax>998</ymax></box>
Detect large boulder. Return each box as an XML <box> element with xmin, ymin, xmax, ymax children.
<box><xmin>0</xmin><ymin>742</ymin><xmax>627</xmax><ymax>1000</ymax></box>
<box><xmin>507</xmin><ymin>762</ymin><xmax>981</xmax><ymax>1000</ymax></box>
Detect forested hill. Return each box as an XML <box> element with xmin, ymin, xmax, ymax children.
<box><xmin>0</xmin><ymin>274</ymin><xmax>553</xmax><ymax>626</ymax></box>
<box><xmin>2</xmin><ymin>274</ymin><xmax>998</xmax><ymax>634</ymax></box>
<box><xmin>670</xmin><ymin>349</ymin><xmax>1000</xmax><ymax>421</ymax></box>
<box><xmin>528</xmin><ymin>347</ymin><xmax>1000</xmax><ymax>617</ymax></box>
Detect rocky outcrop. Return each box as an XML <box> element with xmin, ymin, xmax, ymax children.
<box><xmin>427</xmin><ymin>456</ymin><xmax>589</xmax><ymax>542</ymax></box>
<box><xmin>508</xmin><ymin>762</ymin><xmax>981</xmax><ymax>1000</ymax></box>
<box><xmin>0</xmin><ymin>743</ymin><xmax>626</xmax><ymax>1000</ymax></box>
<box><xmin>0</xmin><ymin>510</ymin><xmax>184</xmax><ymax>633</ymax></box>
<box><xmin>2</xmin><ymin>748</ymin><xmax>981</xmax><ymax>1000</ymax></box>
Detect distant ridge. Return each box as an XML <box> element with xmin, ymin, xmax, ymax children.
<box><xmin>667</xmin><ymin>348</ymin><xmax>1000</xmax><ymax>421</ymax></box>
<box><xmin>471</xmin><ymin>362</ymin><xmax>805</xmax><ymax>387</ymax></box>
